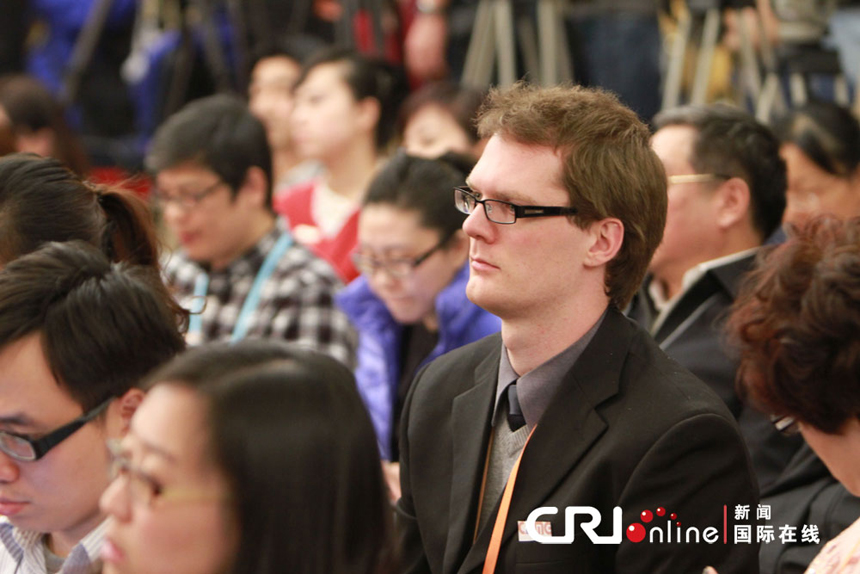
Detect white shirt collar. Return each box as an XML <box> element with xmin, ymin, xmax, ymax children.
<box><xmin>649</xmin><ymin>247</ymin><xmax>759</xmax><ymax>334</ymax></box>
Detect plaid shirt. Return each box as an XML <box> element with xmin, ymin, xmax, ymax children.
<box><xmin>0</xmin><ymin>517</ymin><xmax>105</xmax><ymax>574</ymax></box>
<box><xmin>164</xmin><ymin>219</ymin><xmax>357</xmax><ymax>368</ymax></box>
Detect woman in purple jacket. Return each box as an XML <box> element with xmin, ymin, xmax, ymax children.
<box><xmin>337</xmin><ymin>152</ymin><xmax>500</xmax><ymax>499</ymax></box>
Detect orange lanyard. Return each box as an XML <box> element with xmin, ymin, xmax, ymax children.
<box><xmin>481</xmin><ymin>426</ymin><xmax>536</xmax><ymax>574</ymax></box>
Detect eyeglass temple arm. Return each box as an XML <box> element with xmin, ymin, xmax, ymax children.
<box><xmin>29</xmin><ymin>399</ymin><xmax>113</xmax><ymax>460</ymax></box>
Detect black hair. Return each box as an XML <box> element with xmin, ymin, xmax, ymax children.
<box><xmin>364</xmin><ymin>151</ymin><xmax>472</xmax><ymax>241</ymax></box>
<box><xmin>145</xmin><ymin>94</ymin><xmax>274</xmax><ymax>209</ymax></box>
<box><xmin>0</xmin><ymin>74</ymin><xmax>90</xmax><ymax>176</ymax></box>
<box><xmin>142</xmin><ymin>339</ymin><xmax>304</xmax><ymax>391</ymax></box>
<box><xmin>654</xmin><ymin>103</ymin><xmax>787</xmax><ymax>240</ymax></box>
<box><xmin>0</xmin><ymin>153</ymin><xmax>159</xmax><ymax>267</ymax></box>
<box><xmin>249</xmin><ymin>34</ymin><xmax>327</xmax><ymax>71</ymax></box>
<box><xmin>397</xmin><ymin>81</ymin><xmax>486</xmax><ymax>145</ymax></box>
<box><xmin>146</xmin><ymin>341</ymin><xmax>396</xmax><ymax>574</ymax></box>
<box><xmin>0</xmin><ymin>241</ymin><xmax>187</xmax><ymax>410</ymax></box>
<box><xmin>295</xmin><ymin>47</ymin><xmax>409</xmax><ymax>152</ymax></box>
<box><xmin>773</xmin><ymin>100</ymin><xmax>860</xmax><ymax>178</ymax></box>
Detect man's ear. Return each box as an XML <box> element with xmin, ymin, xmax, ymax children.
<box><xmin>236</xmin><ymin>166</ymin><xmax>269</xmax><ymax>210</ymax></box>
<box><xmin>583</xmin><ymin>218</ymin><xmax>624</xmax><ymax>268</ymax></box>
<box><xmin>715</xmin><ymin>177</ymin><xmax>751</xmax><ymax>230</ymax></box>
<box><xmin>113</xmin><ymin>388</ymin><xmax>146</xmax><ymax>436</ymax></box>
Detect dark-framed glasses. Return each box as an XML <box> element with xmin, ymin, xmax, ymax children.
<box><xmin>453</xmin><ymin>186</ymin><xmax>577</xmax><ymax>225</ymax></box>
<box><xmin>352</xmin><ymin>235</ymin><xmax>453</xmax><ymax>279</ymax></box>
<box><xmin>0</xmin><ymin>397</ymin><xmax>114</xmax><ymax>462</ymax></box>
<box><xmin>106</xmin><ymin>440</ymin><xmax>230</xmax><ymax>507</ymax></box>
<box><xmin>771</xmin><ymin>414</ymin><xmax>799</xmax><ymax>436</ymax></box>
<box><xmin>152</xmin><ymin>179</ymin><xmax>225</xmax><ymax>211</ymax></box>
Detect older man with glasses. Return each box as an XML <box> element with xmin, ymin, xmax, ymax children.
<box><xmin>626</xmin><ymin>103</ymin><xmax>798</xmax><ymax>495</ymax></box>
<box><xmin>147</xmin><ymin>94</ymin><xmax>356</xmax><ymax>368</ymax></box>
<box><xmin>0</xmin><ymin>241</ymin><xmax>186</xmax><ymax>574</ymax></box>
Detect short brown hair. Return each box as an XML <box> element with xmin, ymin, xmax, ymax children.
<box><xmin>477</xmin><ymin>83</ymin><xmax>667</xmax><ymax>309</ymax></box>
<box><xmin>728</xmin><ymin>215</ymin><xmax>860</xmax><ymax>433</ymax></box>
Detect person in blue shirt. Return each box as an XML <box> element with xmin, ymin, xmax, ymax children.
<box><xmin>337</xmin><ymin>152</ymin><xmax>500</xmax><ymax>499</ymax></box>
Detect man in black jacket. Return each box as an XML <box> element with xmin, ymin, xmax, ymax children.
<box><xmin>626</xmin><ymin>104</ymin><xmax>799</xmax><ymax>493</ymax></box>
<box><xmin>396</xmin><ymin>84</ymin><xmax>760</xmax><ymax>574</ymax></box>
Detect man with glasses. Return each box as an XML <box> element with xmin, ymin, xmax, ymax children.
<box><xmin>147</xmin><ymin>94</ymin><xmax>356</xmax><ymax>368</ymax></box>
<box><xmin>626</xmin><ymin>104</ymin><xmax>797</xmax><ymax>492</ymax></box>
<box><xmin>395</xmin><ymin>85</ymin><xmax>759</xmax><ymax>573</ymax></box>
<box><xmin>631</xmin><ymin>106</ymin><xmax>860</xmax><ymax>574</ymax></box>
<box><xmin>0</xmin><ymin>240</ymin><xmax>186</xmax><ymax>573</ymax></box>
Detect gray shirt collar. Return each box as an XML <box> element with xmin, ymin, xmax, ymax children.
<box><xmin>493</xmin><ymin>309</ymin><xmax>607</xmax><ymax>429</ymax></box>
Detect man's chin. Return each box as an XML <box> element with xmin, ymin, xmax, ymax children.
<box><xmin>465</xmin><ymin>283</ymin><xmax>501</xmax><ymax>316</ymax></box>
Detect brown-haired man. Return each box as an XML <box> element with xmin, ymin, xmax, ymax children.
<box><xmin>395</xmin><ymin>84</ymin><xmax>759</xmax><ymax>574</ymax></box>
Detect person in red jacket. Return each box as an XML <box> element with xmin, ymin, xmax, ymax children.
<box><xmin>276</xmin><ymin>47</ymin><xmax>406</xmax><ymax>282</ymax></box>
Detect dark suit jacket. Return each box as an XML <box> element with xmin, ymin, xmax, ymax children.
<box><xmin>626</xmin><ymin>254</ymin><xmax>803</xmax><ymax>492</ymax></box>
<box><xmin>396</xmin><ymin>307</ymin><xmax>759</xmax><ymax>574</ymax></box>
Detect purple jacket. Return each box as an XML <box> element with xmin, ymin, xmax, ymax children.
<box><xmin>337</xmin><ymin>263</ymin><xmax>500</xmax><ymax>459</ymax></box>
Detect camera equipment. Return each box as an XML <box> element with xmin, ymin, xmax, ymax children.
<box><xmin>461</xmin><ymin>0</ymin><xmax>572</xmax><ymax>87</ymax></box>
<box><xmin>662</xmin><ymin>0</ymin><xmax>761</xmax><ymax>110</ymax></box>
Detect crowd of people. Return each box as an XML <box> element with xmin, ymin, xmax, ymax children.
<box><xmin>0</xmin><ymin>19</ymin><xmax>859</xmax><ymax>574</ymax></box>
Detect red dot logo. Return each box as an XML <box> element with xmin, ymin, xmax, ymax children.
<box><xmin>656</xmin><ymin>507</ymin><xmax>666</xmax><ymax>517</ymax></box>
<box><xmin>626</xmin><ymin>523</ymin><xmax>646</xmax><ymax>543</ymax></box>
<box><xmin>640</xmin><ymin>510</ymin><xmax>653</xmax><ymax>523</ymax></box>
<box><xmin>670</xmin><ymin>512</ymin><xmax>677</xmax><ymax>520</ymax></box>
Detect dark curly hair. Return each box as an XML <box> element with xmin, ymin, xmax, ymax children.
<box><xmin>728</xmin><ymin>215</ymin><xmax>860</xmax><ymax>433</ymax></box>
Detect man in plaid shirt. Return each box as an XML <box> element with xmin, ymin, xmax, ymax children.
<box><xmin>148</xmin><ymin>95</ymin><xmax>357</xmax><ymax>368</ymax></box>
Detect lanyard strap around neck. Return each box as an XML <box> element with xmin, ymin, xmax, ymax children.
<box><xmin>186</xmin><ymin>233</ymin><xmax>293</xmax><ymax>343</ymax></box>
<box><xmin>482</xmin><ymin>426</ymin><xmax>536</xmax><ymax>574</ymax></box>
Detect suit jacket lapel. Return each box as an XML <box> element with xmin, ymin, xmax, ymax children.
<box><xmin>458</xmin><ymin>309</ymin><xmax>635</xmax><ymax>574</ymax></box>
<box><xmin>708</xmin><ymin>252</ymin><xmax>757</xmax><ymax>299</ymax></box>
<box><xmin>652</xmin><ymin>273</ymin><xmax>721</xmax><ymax>342</ymax></box>
<box><xmin>652</xmin><ymin>253</ymin><xmax>758</xmax><ymax>343</ymax></box>
<box><xmin>443</xmin><ymin>345</ymin><xmax>500</xmax><ymax>574</ymax></box>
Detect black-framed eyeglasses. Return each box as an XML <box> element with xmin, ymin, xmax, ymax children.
<box><xmin>453</xmin><ymin>186</ymin><xmax>577</xmax><ymax>225</ymax></box>
<box><xmin>152</xmin><ymin>179</ymin><xmax>225</xmax><ymax>211</ymax></box>
<box><xmin>771</xmin><ymin>414</ymin><xmax>799</xmax><ymax>436</ymax></box>
<box><xmin>106</xmin><ymin>440</ymin><xmax>230</xmax><ymax>507</ymax></box>
<box><xmin>352</xmin><ymin>234</ymin><xmax>453</xmax><ymax>279</ymax></box>
<box><xmin>0</xmin><ymin>397</ymin><xmax>114</xmax><ymax>462</ymax></box>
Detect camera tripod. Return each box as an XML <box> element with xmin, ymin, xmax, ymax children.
<box><xmin>461</xmin><ymin>0</ymin><xmax>572</xmax><ymax>88</ymax></box>
<box><xmin>662</xmin><ymin>0</ymin><xmax>763</xmax><ymax>110</ymax></box>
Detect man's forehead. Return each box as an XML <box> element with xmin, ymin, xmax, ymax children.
<box><xmin>651</xmin><ymin>125</ymin><xmax>698</xmax><ymax>169</ymax></box>
<box><xmin>255</xmin><ymin>54</ymin><xmax>300</xmax><ymax>69</ymax></box>
<box><xmin>467</xmin><ymin>135</ymin><xmax>565</xmax><ymax>201</ymax></box>
<box><xmin>155</xmin><ymin>161</ymin><xmax>218</xmax><ymax>189</ymax></box>
<box><xmin>651</xmin><ymin>125</ymin><xmax>697</xmax><ymax>153</ymax></box>
<box><xmin>252</xmin><ymin>57</ymin><xmax>301</xmax><ymax>85</ymax></box>
<box><xmin>0</xmin><ymin>333</ymin><xmax>78</xmax><ymax>426</ymax></box>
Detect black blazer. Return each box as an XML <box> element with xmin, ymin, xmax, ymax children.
<box><xmin>396</xmin><ymin>307</ymin><xmax>759</xmax><ymax>574</ymax></box>
<box><xmin>626</xmin><ymin>254</ymin><xmax>803</xmax><ymax>492</ymax></box>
